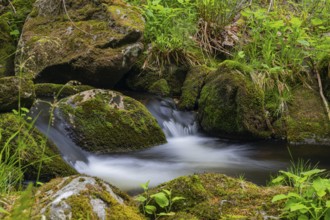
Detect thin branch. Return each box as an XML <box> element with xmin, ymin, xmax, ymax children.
<box><xmin>61</xmin><ymin>0</ymin><xmax>92</xmax><ymax>36</ymax></box>
<box><xmin>8</xmin><ymin>0</ymin><xmax>16</xmax><ymax>14</ymax></box>
<box><xmin>315</xmin><ymin>67</ymin><xmax>330</xmax><ymax>121</ymax></box>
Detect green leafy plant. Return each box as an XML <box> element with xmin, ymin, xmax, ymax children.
<box><xmin>272</xmin><ymin>168</ymin><xmax>330</xmax><ymax>219</ymax></box>
<box><xmin>135</xmin><ymin>180</ymin><xmax>185</xmax><ymax>219</ymax></box>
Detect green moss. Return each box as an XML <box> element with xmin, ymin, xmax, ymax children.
<box><xmin>0</xmin><ymin>0</ymin><xmax>35</xmax><ymax>76</ymax></box>
<box><xmin>59</xmin><ymin>90</ymin><xmax>166</xmax><ymax>153</ymax></box>
<box><xmin>107</xmin><ymin>5</ymin><xmax>145</xmax><ymax>31</ymax></box>
<box><xmin>284</xmin><ymin>87</ymin><xmax>330</xmax><ymax>145</ymax></box>
<box><xmin>198</xmin><ymin>65</ymin><xmax>269</xmax><ymax>139</ymax></box>
<box><xmin>179</xmin><ymin>65</ymin><xmax>213</xmax><ymax>110</ymax></box>
<box><xmin>0</xmin><ymin>113</ymin><xmax>76</xmax><ymax>181</ymax></box>
<box><xmin>149</xmin><ymin>173</ymin><xmax>290</xmax><ymax>219</ymax></box>
<box><xmin>34</xmin><ymin>83</ymin><xmax>94</xmax><ymax>98</ymax></box>
<box><xmin>148</xmin><ymin>79</ymin><xmax>170</xmax><ymax>96</ymax></box>
<box><xmin>0</xmin><ymin>76</ymin><xmax>35</xmax><ymax>113</ymax></box>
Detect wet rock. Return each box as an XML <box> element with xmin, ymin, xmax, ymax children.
<box><xmin>17</xmin><ymin>0</ymin><xmax>144</xmax><ymax>88</ymax></box>
<box><xmin>58</xmin><ymin>89</ymin><xmax>166</xmax><ymax>153</ymax></box>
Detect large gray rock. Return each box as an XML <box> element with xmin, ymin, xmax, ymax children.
<box><xmin>58</xmin><ymin>89</ymin><xmax>166</xmax><ymax>153</ymax></box>
<box><xmin>17</xmin><ymin>0</ymin><xmax>144</xmax><ymax>88</ymax></box>
<box><xmin>32</xmin><ymin>175</ymin><xmax>143</xmax><ymax>220</ymax></box>
<box><xmin>0</xmin><ymin>76</ymin><xmax>35</xmax><ymax>112</ymax></box>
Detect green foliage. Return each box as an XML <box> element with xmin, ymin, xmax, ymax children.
<box><xmin>272</xmin><ymin>168</ymin><xmax>330</xmax><ymax>220</ymax></box>
<box><xmin>135</xmin><ymin>181</ymin><xmax>185</xmax><ymax>219</ymax></box>
<box><xmin>128</xmin><ymin>0</ymin><xmax>198</xmax><ymax>72</ymax></box>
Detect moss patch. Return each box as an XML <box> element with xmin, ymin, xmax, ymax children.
<box><xmin>0</xmin><ymin>113</ymin><xmax>76</xmax><ymax>181</ymax></box>
<box><xmin>179</xmin><ymin>65</ymin><xmax>213</xmax><ymax>110</ymax></box>
<box><xmin>32</xmin><ymin>175</ymin><xmax>144</xmax><ymax>220</ymax></box>
<box><xmin>149</xmin><ymin>173</ymin><xmax>289</xmax><ymax>220</ymax></box>
<box><xmin>58</xmin><ymin>89</ymin><xmax>166</xmax><ymax>153</ymax></box>
<box><xmin>0</xmin><ymin>0</ymin><xmax>35</xmax><ymax>76</ymax></box>
<box><xmin>35</xmin><ymin>83</ymin><xmax>94</xmax><ymax>98</ymax></box>
<box><xmin>148</xmin><ymin>79</ymin><xmax>170</xmax><ymax>97</ymax></box>
<box><xmin>198</xmin><ymin>61</ymin><xmax>269</xmax><ymax>139</ymax></box>
<box><xmin>284</xmin><ymin>86</ymin><xmax>330</xmax><ymax>145</ymax></box>
<box><xmin>0</xmin><ymin>76</ymin><xmax>35</xmax><ymax>113</ymax></box>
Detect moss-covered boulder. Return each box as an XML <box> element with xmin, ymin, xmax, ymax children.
<box><xmin>0</xmin><ymin>0</ymin><xmax>35</xmax><ymax>77</ymax></box>
<box><xmin>0</xmin><ymin>113</ymin><xmax>76</xmax><ymax>181</ymax></box>
<box><xmin>198</xmin><ymin>60</ymin><xmax>269</xmax><ymax>139</ymax></box>
<box><xmin>17</xmin><ymin>0</ymin><xmax>144</xmax><ymax>87</ymax></box>
<box><xmin>280</xmin><ymin>87</ymin><xmax>330</xmax><ymax>145</ymax></box>
<box><xmin>179</xmin><ymin>65</ymin><xmax>212</xmax><ymax>110</ymax></box>
<box><xmin>35</xmin><ymin>82</ymin><xmax>94</xmax><ymax>98</ymax></box>
<box><xmin>126</xmin><ymin>64</ymin><xmax>188</xmax><ymax>96</ymax></box>
<box><xmin>30</xmin><ymin>175</ymin><xmax>143</xmax><ymax>219</ymax></box>
<box><xmin>149</xmin><ymin>173</ymin><xmax>289</xmax><ymax>220</ymax></box>
<box><xmin>58</xmin><ymin>89</ymin><xmax>166</xmax><ymax>153</ymax></box>
<box><xmin>0</xmin><ymin>76</ymin><xmax>35</xmax><ymax>112</ymax></box>
<box><xmin>148</xmin><ymin>79</ymin><xmax>170</xmax><ymax>97</ymax></box>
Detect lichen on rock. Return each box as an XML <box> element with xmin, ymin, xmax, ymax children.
<box><xmin>58</xmin><ymin>89</ymin><xmax>166</xmax><ymax>153</ymax></box>
<box><xmin>32</xmin><ymin>175</ymin><xmax>143</xmax><ymax>220</ymax></box>
<box><xmin>17</xmin><ymin>0</ymin><xmax>145</xmax><ymax>88</ymax></box>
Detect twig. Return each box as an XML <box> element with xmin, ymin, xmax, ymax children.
<box><xmin>61</xmin><ymin>0</ymin><xmax>92</xmax><ymax>36</ymax></box>
<box><xmin>8</xmin><ymin>0</ymin><xmax>16</xmax><ymax>14</ymax></box>
<box><xmin>315</xmin><ymin>67</ymin><xmax>330</xmax><ymax>121</ymax></box>
<box><xmin>268</xmin><ymin>0</ymin><xmax>274</xmax><ymax>12</ymax></box>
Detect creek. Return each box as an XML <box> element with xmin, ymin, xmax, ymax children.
<box><xmin>30</xmin><ymin>95</ymin><xmax>330</xmax><ymax>193</ymax></box>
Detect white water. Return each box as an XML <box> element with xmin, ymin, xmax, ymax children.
<box><xmin>31</xmin><ymin>97</ymin><xmax>293</xmax><ymax>192</ymax></box>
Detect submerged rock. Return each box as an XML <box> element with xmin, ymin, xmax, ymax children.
<box><xmin>58</xmin><ymin>89</ymin><xmax>166</xmax><ymax>153</ymax></box>
<box><xmin>0</xmin><ymin>76</ymin><xmax>35</xmax><ymax>113</ymax></box>
<box><xmin>150</xmin><ymin>173</ymin><xmax>289</xmax><ymax>219</ymax></box>
<box><xmin>18</xmin><ymin>0</ymin><xmax>144</xmax><ymax>87</ymax></box>
<box><xmin>199</xmin><ymin>60</ymin><xmax>269</xmax><ymax>139</ymax></box>
<box><xmin>0</xmin><ymin>113</ymin><xmax>76</xmax><ymax>181</ymax></box>
<box><xmin>31</xmin><ymin>175</ymin><xmax>143</xmax><ymax>220</ymax></box>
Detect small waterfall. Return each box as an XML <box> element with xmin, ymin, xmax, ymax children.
<box><xmin>145</xmin><ymin>97</ymin><xmax>198</xmax><ymax>137</ymax></box>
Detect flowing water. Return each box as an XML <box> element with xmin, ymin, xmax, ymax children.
<box><xmin>31</xmin><ymin>96</ymin><xmax>330</xmax><ymax>193</ymax></box>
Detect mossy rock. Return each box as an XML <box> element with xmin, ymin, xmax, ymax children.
<box><xmin>58</xmin><ymin>89</ymin><xmax>166</xmax><ymax>153</ymax></box>
<box><xmin>17</xmin><ymin>0</ymin><xmax>144</xmax><ymax>88</ymax></box>
<box><xmin>282</xmin><ymin>86</ymin><xmax>330</xmax><ymax>145</ymax></box>
<box><xmin>0</xmin><ymin>76</ymin><xmax>35</xmax><ymax>113</ymax></box>
<box><xmin>179</xmin><ymin>65</ymin><xmax>213</xmax><ymax>110</ymax></box>
<box><xmin>0</xmin><ymin>113</ymin><xmax>76</xmax><ymax>181</ymax></box>
<box><xmin>29</xmin><ymin>175</ymin><xmax>144</xmax><ymax>219</ymax></box>
<box><xmin>126</xmin><ymin>64</ymin><xmax>188</xmax><ymax>96</ymax></box>
<box><xmin>149</xmin><ymin>173</ymin><xmax>289</xmax><ymax>220</ymax></box>
<box><xmin>198</xmin><ymin>60</ymin><xmax>269</xmax><ymax>139</ymax></box>
<box><xmin>0</xmin><ymin>0</ymin><xmax>36</xmax><ymax>77</ymax></box>
<box><xmin>35</xmin><ymin>82</ymin><xmax>94</xmax><ymax>98</ymax></box>
<box><xmin>148</xmin><ymin>79</ymin><xmax>170</xmax><ymax>97</ymax></box>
